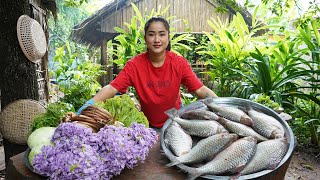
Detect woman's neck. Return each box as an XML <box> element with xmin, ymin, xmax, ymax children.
<box><xmin>148</xmin><ymin>51</ymin><xmax>166</xmax><ymax>67</ymax></box>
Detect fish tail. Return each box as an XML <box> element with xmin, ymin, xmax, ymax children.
<box><xmin>179</xmin><ymin>166</ymin><xmax>201</xmax><ymax>180</ymax></box>
<box><xmin>187</xmin><ymin>171</ymin><xmax>202</xmax><ymax>180</ymax></box>
<box><xmin>166</xmin><ymin>159</ymin><xmax>180</xmax><ymax>167</ymax></box>
<box><xmin>203</xmin><ymin>98</ymin><xmax>214</xmax><ymax>106</ymax></box>
<box><xmin>164</xmin><ymin>108</ymin><xmax>178</xmax><ymax>119</ymax></box>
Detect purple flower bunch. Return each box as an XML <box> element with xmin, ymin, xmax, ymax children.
<box><xmin>32</xmin><ymin>122</ymin><xmax>158</xmax><ymax>180</ymax></box>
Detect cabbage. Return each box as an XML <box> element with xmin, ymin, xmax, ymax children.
<box><xmin>27</xmin><ymin>127</ymin><xmax>56</xmax><ymax>149</ymax></box>
<box><xmin>28</xmin><ymin>142</ymin><xmax>53</xmax><ymax>167</ymax></box>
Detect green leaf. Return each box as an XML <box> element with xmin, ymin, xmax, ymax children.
<box><xmin>225</xmin><ymin>30</ymin><xmax>235</xmax><ymax>43</ymax></box>
<box><xmin>131</xmin><ymin>3</ymin><xmax>142</xmax><ymax>21</ymax></box>
<box><xmin>114</xmin><ymin>27</ymin><xmax>128</xmax><ymax>35</ymax></box>
<box><xmin>305</xmin><ymin>119</ymin><xmax>320</xmax><ymax>124</ymax></box>
<box><xmin>252</xmin><ymin>5</ymin><xmax>259</xmax><ymax>27</ymax></box>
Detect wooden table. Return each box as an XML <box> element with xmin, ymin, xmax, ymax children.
<box><xmin>5</xmin><ymin>138</ymin><xmax>188</xmax><ymax>180</ymax></box>
<box><xmin>5</xmin><ymin>132</ymin><xmax>294</xmax><ymax>180</ymax></box>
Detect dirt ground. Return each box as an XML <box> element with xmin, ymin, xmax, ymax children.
<box><xmin>285</xmin><ymin>145</ymin><xmax>320</xmax><ymax>180</ymax></box>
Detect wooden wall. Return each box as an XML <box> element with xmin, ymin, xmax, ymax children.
<box><xmin>101</xmin><ymin>0</ymin><xmax>231</xmax><ymax>34</ymax></box>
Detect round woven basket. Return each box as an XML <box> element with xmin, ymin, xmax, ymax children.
<box><xmin>17</xmin><ymin>15</ymin><xmax>47</xmax><ymax>63</ymax></box>
<box><xmin>0</xmin><ymin>99</ymin><xmax>46</xmax><ymax>145</ymax></box>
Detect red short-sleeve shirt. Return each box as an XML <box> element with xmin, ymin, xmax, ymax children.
<box><xmin>110</xmin><ymin>51</ymin><xmax>203</xmax><ymax>128</ymax></box>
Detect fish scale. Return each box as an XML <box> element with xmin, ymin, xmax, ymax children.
<box><xmin>240</xmin><ymin>138</ymin><xmax>289</xmax><ymax>175</ymax></box>
<box><xmin>179</xmin><ymin>109</ymin><xmax>220</xmax><ymax>120</ymax></box>
<box><xmin>247</xmin><ymin>106</ymin><xmax>285</xmax><ymax>138</ymax></box>
<box><xmin>167</xmin><ymin>133</ymin><xmax>238</xmax><ymax>166</ymax></box>
<box><xmin>165</xmin><ymin>108</ymin><xmax>228</xmax><ymax>137</ymax></box>
<box><xmin>204</xmin><ymin>98</ymin><xmax>253</xmax><ymax>126</ymax></box>
<box><xmin>164</xmin><ymin>121</ymin><xmax>193</xmax><ymax>156</ymax></box>
<box><xmin>217</xmin><ymin>118</ymin><xmax>268</xmax><ymax>141</ymax></box>
<box><xmin>172</xmin><ymin>117</ymin><xmax>228</xmax><ymax>137</ymax></box>
<box><xmin>181</xmin><ymin>136</ymin><xmax>257</xmax><ymax>180</ymax></box>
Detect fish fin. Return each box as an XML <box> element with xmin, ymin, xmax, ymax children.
<box><xmin>164</xmin><ymin>139</ymin><xmax>169</xmax><ymax>147</ymax></box>
<box><xmin>243</xmin><ymin>103</ymin><xmax>252</xmax><ymax>111</ymax></box>
<box><xmin>238</xmin><ymin>106</ymin><xmax>248</xmax><ymax>113</ymax></box>
<box><xmin>179</xmin><ymin>166</ymin><xmax>201</xmax><ymax>180</ymax></box>
<box><xmin>268</xmin><ymin>157</ymin><xmax>281</xmax><ymax>170</ymax></box>
<box><xmin>164</xmin><ymin>108</ymin><xmax>178</xmax><ymax>119</ymax></box>
<box><xmin>166</xmin><ymin>159</ymin><xmax>180</xmax><ymax>167</ymax></box>
<box><xmin>234</xmin><ymin>164</ymin><xmax>247</xmax><ymax>173</ymax></box>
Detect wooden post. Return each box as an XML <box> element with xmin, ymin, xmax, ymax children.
<box><xmin>100</xmin><ymin>36</ymin><xmax>107</xmax><ymax>86</ymax></box>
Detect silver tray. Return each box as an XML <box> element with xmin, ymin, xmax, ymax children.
<box><xmin>160</xmin><ymin>97</ymin><xmax>295</xmax><ymax>180</ymax></box>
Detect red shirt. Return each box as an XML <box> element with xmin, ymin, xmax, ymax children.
<box><xmin>110</xmin><ymin>51</ymin><xmax>203</xmax><ymax>128</ymax></box>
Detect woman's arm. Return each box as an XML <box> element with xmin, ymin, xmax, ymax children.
<box><xmin>194</xmin><ymin>85</ymin><xmax>218</xmax><ymax>99</ymax></box>
<box><xmin>92</xmin><ymin>84</ymin><xmax>119</xmax><ymax>102</ymax></box>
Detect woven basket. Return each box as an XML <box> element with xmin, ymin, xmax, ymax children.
<box><xmin>17</xmin><ymin>15</ymin><xmax>47</xmax><ymax>63</ymax></box>
<box><xmin>0</xmin><ymin>99</ymin><xmax>46</xmax><ymax>145</ymax></box>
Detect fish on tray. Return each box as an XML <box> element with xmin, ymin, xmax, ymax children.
<box><xmin>217</xmin><ymin>118</ymin><xmax>268</xmax><ymax>141</ymax></box>
<box><xmin>164</xmin><ymin>121</ymin><xmax>193</xmax><ymax>156</ymax></box>
<box><xmin>179</xmin><ymin>109</ymin><xmax>220</xmax><ymax>120</ymax></box>
<box><xmin>240</xmin><ymin>138</ymin><xmax>289</xmax><ymax>175</ymax></box>
<box><xmin>204</xmin><ymin>98</ymin><xmax>253</xmax><ymax>126</ymax></box>
<box><xmin>166</xmin><ymin>133</ymin><xmax>238</xmax><ymax>166</ymax></box>
<box><xmin>180</xmin><ymin>136</ymin><xmax>257</xmax><ymax>180</ymax></box>
<box><xmin>246</xmin><ymin>105</ymin><xmax>285</xmax><ymax>138</ymax></box>
<box><xmin>165</xmin><ymin>108</ymin><xmax>228</xmax><ymax>137</ymax></box>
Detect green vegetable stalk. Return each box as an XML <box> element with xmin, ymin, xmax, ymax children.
<box><xmin>95</xmin><ymin>94</ymin><xmax>149</xmax><ymax>127</ymax></box>
<box><xmin>30</xmin><ymin>102</ymin><xmax>75</xmax><ymax>132</ymax></box>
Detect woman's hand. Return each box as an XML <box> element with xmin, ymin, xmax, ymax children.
<box><xmin>194</xmin><ymin>86</ymin><xmax>218</xmax><ymax>99</ymax></box>
<box><xmin>92</xmin><ymin>85</ymin><xmax>119</xmax><ymax>102</ymax></box>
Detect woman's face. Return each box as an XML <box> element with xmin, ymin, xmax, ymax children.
<box><xmin>144</xmin><ymin>21</ymin><xmax>169</xmax><ymax>55</ymax></box>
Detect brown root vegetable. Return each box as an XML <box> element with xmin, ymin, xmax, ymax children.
<box><xmin>75</xmin><ymin>121</ymin><xmax>99</xmax><ymax>133</ymax></box>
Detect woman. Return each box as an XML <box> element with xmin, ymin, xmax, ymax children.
<box><xmin>77</xmin><ymin>16</ymin><xmax>217</xmax><ymax>128</ymax></box>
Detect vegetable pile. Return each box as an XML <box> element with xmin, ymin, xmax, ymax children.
<box><xmin>70</xmin><ymin>105</ymin><xmax>115</xmax><ymax>132</ymax></box>
<box><xmin>30</xmin><ymin>122</ymin><xmax>158</xmax><ymax>179</ymax></box>
<box><xmin>96</xmin><ymin>94</ymin><xmax>149</xmax><ymax>127</ymax></box>
<box><xmin>30</xmin><ymin>102</ymin><xmax>74</xmax><ymax>132</ymax></box>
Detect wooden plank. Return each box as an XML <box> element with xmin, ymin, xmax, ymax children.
<box><xmin>99</xmin><ymin>0</ymin><xmax>235</xmax><ymax>34</ymax></box>
<box><xmin>100</xmin><ymin>37</ymin><xmax>108</xmax><ymax>86</ymax></box>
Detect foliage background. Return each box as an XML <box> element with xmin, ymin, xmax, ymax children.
<box><xmin>48</xmin><ymin>0</ymin><xmax>320</xmax><ymax>146</ymax></box>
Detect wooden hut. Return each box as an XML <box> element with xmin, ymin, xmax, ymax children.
<box><xmin>71</xmin><ymin>0</ymin><xmax>252</xmax><ymax>85</ymax></box>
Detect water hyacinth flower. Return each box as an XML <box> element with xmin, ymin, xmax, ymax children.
<box><xmin>32</xmin><ymin>122</ymin><xmax>158</xmax><ymax>180</ymax></box>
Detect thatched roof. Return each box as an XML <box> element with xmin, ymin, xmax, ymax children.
<box><xmin>71</xmin><ymin>0</ymin><xmax>253</xmax><ymax>47</ymax></box>
<box><xmin>71</xmin><ymin>0</ymin><xmax>128</xmax><ymax>47</ymax></box>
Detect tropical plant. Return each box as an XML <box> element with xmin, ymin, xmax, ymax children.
<box><xmin>109</xmin><ymin>3</ymin><xmax>196</xmax><ymax>68</ymax></box>
<box><xmin>289</xmin><ymin>99</ymin><xmax>320</xmax><ymax>146</ymax></box>
<box><xmin>197</xmin><ymin>8</ymin><xmax>269</xmax><ymax>97</ymax></box>
<box><xmin>51</xmin><ymin>41</ymin><xmax>105</xmax><ymax>109</ymax></box>
<box><xmin>284</xmin><ymin>18</ymin><xmax>320</xmax><ymax>146</ymax></box>
<box><xmin>234</xmin><ymin>47</ymin><xmax>314</xmax><ymax>104</ymax></box>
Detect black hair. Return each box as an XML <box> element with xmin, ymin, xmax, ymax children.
<box><xmin>144</xmin><ymin>16</ymin><xmax>171</xmax><ymax>51</ymax></box>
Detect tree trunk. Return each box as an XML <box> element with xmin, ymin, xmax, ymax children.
<box><xmin>0</xmin><ymin>0</ymin><xmax>39</xmax><ymax>165</ymax></box>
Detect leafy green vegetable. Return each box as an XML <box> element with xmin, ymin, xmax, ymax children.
<box><xmin>30</xmin><ymin>102</ymin><xmax>74</xmax><ymax>132</ymax></box>
<box><xmin>252</xmin><ymin>94</ymin><xmax>281</xmax><ymax>110</ymax></box>
<box><xmin>95</xmin><ymin>95</ymin><xmax>149</xmax><ymax>127</ymax></box>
